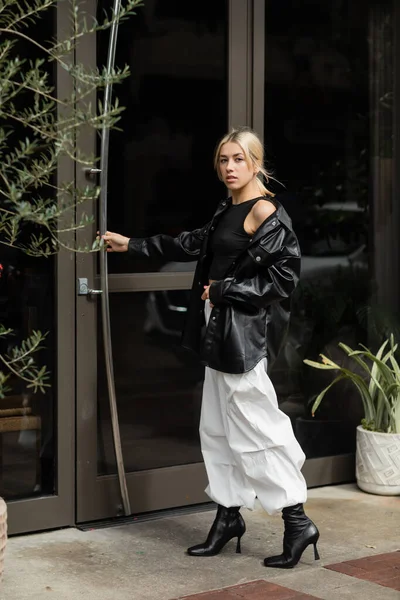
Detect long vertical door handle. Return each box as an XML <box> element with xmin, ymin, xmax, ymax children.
<box><xmin>98</xmin><ymin>0</ymin><xmax>131</xmax><ymax>516</ymax></box>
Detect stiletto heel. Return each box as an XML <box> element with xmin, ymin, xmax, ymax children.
<box><xmin>187</xmin><ymin>505</ymin><xmax>246</xmax><ymax>557</ymax></box>
<box><xmin>313</xmin><ymin>543</ymin><xmax>320</xmax><ymax>561</ymax></box>
<box><xmin>264</xmin><ymin>504</ymin><xmax>320</xmax><ymax>569</ymax></box>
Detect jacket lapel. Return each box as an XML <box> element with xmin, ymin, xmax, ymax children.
<box><xmin>201</xmin><ymin>198</ymin><xmax>231</xmax><ymax>255</ymax></box>
<box><xmin>211</xmin><ymin>197</ymin><xmax>232</xmax><ymax>222</ymax></box>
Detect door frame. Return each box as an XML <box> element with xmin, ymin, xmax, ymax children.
<box><xmin>7</xmin><ymin>1</ymin><xmax>76</xmax><ymax>535</ymax></box>
<box><xmin>75</xmin><ymin>0</ymin><xmax>258</xmax><ymax>524</ymax></box>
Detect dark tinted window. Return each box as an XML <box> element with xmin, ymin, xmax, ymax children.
<box><xmin>265</xmin><ymin>0</ymin><xmax>395</xmax><ymax>459</ymax></box>
<box><xmin>97</xmin><ymin>1</ymin><xmax>229</xmax><ymax>273</ymax></box>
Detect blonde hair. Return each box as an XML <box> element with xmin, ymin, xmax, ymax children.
<box><xmin>214</xmin><ymin>127</ymin><xmax>275</xmax><ymax>197</ymax></box>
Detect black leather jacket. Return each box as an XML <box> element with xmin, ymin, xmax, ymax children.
<box><xmin>128</xmin><ymin>198</ymin><xmax>301</xmax><ymax>374</ymax></box>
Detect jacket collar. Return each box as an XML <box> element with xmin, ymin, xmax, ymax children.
<box><xmin>212</xmin><ymin>197</ymin><xmax>231</xmax><ymax>221</ymax></box>
<box><xmin>248</xmin><ymin>200</ymin><xmax>292</xmax><ymax>247</ymax></box>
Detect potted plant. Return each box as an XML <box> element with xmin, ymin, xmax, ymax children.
<box><xmin>304</xmin><ymin>336</ymin><xmax>400</xmax><ymax>495</ymax></box>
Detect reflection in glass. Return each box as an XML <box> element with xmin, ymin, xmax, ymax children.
<box><xmin>265</xmin><ymin>0</ymin><xmax>395</xmax><ymax>458</ymax></box>
<box><xmin>0</xmin><ymin>8</ymin><xmax>56</xmax><ymax>500</ymax></box>
<box><xmin>96</xmin><ymin>0</ymin><xmax>229</xmax><ymax>274</ymax></box>
<box><xmin>0</xmin><ymin>255</ymin><xmax>56</xmax><ymax>499</ymax></box>
<box><xmin>97</xmin><ymin>292</ymin><xmax>203</xmax><ymax>475</ymax></box>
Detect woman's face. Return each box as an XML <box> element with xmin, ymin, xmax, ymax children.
<box><xmin>218</xmin><ymin>142</ymin><xmax>257</xmax><ymax>191</ymax></box>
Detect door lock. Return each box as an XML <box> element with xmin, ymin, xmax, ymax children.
<box><xmin>77</xmin><ymin>277</ymin><xmax>103</xmax><ymax>297</ymax></box>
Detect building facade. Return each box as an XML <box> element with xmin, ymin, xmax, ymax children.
<box><xmin>2</xmin><ymin>0</ymin><xmax>399</xmax><ymax>534</ymax></box>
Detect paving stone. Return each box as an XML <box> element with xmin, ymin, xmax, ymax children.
<box><xmin>325</xmin><ymin>551</ymin><xmax>400</xmax><ymax>590</ymax></box>
<box><xmin>176</xmin><ymin>580</ymin><xmax>321</xmax><ymax>600</ymax></box>
<box><xmin>320</xmin><ymin>579</ymin><xmax>400</xmax><ymax>600</ymax></box>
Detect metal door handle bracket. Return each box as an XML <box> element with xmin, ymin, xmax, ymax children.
<box><xmin>84</xmin><ymin>167</ymin><xmax>102</xmax><ymax>180</ymax></box>
<box><xmin>77</xmin><ymin>277</ymin><xmax>103</xmax><ymax>296</ymax></box>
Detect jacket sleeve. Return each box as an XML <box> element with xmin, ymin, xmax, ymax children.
<box><xmin>128</xmin><ymin>223</ymin><xmax>209</xmax><ymax>263</ymax></box>
<box><xmin>208</xmin><ymin>229</ymin><xmax>301</xmax><ymax>309</ymax></box>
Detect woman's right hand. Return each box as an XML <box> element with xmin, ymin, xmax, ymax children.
<box><xmin>102</xmin><ymin>231</ymin><xmax>130</xmax><ymax>252</ymax></box>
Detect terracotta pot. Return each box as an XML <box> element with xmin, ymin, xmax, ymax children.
<box><xmin>356</xmin><ymin>425</ymin><xmax>400</xmax><ymax>495</ymax></box>
<box><xmin>0</xmin><ymin>498</ymin><xmax>6</xmax><ymax>583</ymax></box>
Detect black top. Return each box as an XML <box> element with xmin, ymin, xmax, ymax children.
<box><xmin>209</xmin><ymin>197</ymin><xmax>262</xmax><ymax>280</ymax></box>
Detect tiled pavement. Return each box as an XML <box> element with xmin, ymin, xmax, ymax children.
<box><xmin>175</xmin><ymin>552</ymin><xmax>400</xmax><ymax>599</ymax></box>
<box><xmin>325</xmin><ymin>551</ymin><xmax>400</xmax><ymax>592</ymax></box>
<box><xmin>1</xmin><ymin>484</ymin><xmax>400</xmax><ymax>600</ymax></box>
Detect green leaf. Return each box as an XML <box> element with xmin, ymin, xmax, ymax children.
<box><xmin>303</xmin><ymin>358</ymin><xmax>338</xmax><ymax>370</ymax></box>
<box><xmin>311</xmin><ymin>374</ymin><xmax>346</xmax><ymax>416</ymax></box>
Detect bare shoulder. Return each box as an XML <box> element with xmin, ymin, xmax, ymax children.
<box><xmin>252</xmin><ymin>199</ymin><xmax>277</xmax><ymax>225</ymax></box>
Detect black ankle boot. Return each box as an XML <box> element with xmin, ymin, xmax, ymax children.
<box><xmin>263</xmin><ymin>503</ymin><xmax>320</xmax><ymax>569</ymax></box>
<box><xmin>187</xmin><ymin>505</ymin><xmax>246</xmax><ymax>557</ymax></box>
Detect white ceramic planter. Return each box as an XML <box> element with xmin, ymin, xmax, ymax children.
<box><xmin>356</xmin><ymin>425</ymin><xmax>400</xmax><ymax>495</ymax></box>
<box><xmin>0</xmin><ymin>497</ymin><xmax>6</xmax><ymax>583</ymax></box>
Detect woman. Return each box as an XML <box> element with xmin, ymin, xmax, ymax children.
<box><xmin>102</xmin><ymin>127</ymin><xmax>319</xmax><ymax>568</ymax></box>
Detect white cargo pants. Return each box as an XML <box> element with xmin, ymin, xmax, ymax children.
<box><xmin>200</xmin><ymin>300</ymin><xmax>307</xmax><ymax>515</ymax></box>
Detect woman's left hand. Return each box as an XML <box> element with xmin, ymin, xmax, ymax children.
<box><xmin>201</xmin><ymin>285</ymin><xmax>214</xmax><ymax>307</ymax></box>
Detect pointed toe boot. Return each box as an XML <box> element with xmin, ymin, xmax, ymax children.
<box><xmin>264</xmin><ymin>503</ymin><xmax>320</xmax><ymax>569</ymax></box>
<box><xmin>187</xmin><ymin>505</ymin><xmax>246</xmax><ymax>557</ymax></box>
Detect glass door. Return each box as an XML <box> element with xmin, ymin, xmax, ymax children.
<box><xmin>76</xmin><ymin>0</ymin><xmax>254</xmax><ymax>522</ymax></box>
<box><xmin>5</xmin><ymin>0</ymin><xmax>75</xmax><ymax>535</ymax></box>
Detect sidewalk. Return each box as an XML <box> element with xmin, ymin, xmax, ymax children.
<box><xmin>1</xmin><ymin>484</ymin><xmax>399</xmax><ymax>600</ymax></box>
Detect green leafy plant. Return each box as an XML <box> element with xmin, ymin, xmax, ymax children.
<box><xmin>0</xmin><ymin>325</ymin><xmax>48</xmax><ymax>397</ymax></box>
<box><xmin>0</xmin><ymin>0</ymin><xmax>142</xmax><ymax>395</ymax></box>
<box><xmin>304</xmin><ymin>336</ymin><xmax>400</xmax><ymax>434</ymax></box>
<box><xmin>0</xmin><ymin>0</ymin><xmax>142</xmax><ymax>256</ymax></box>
